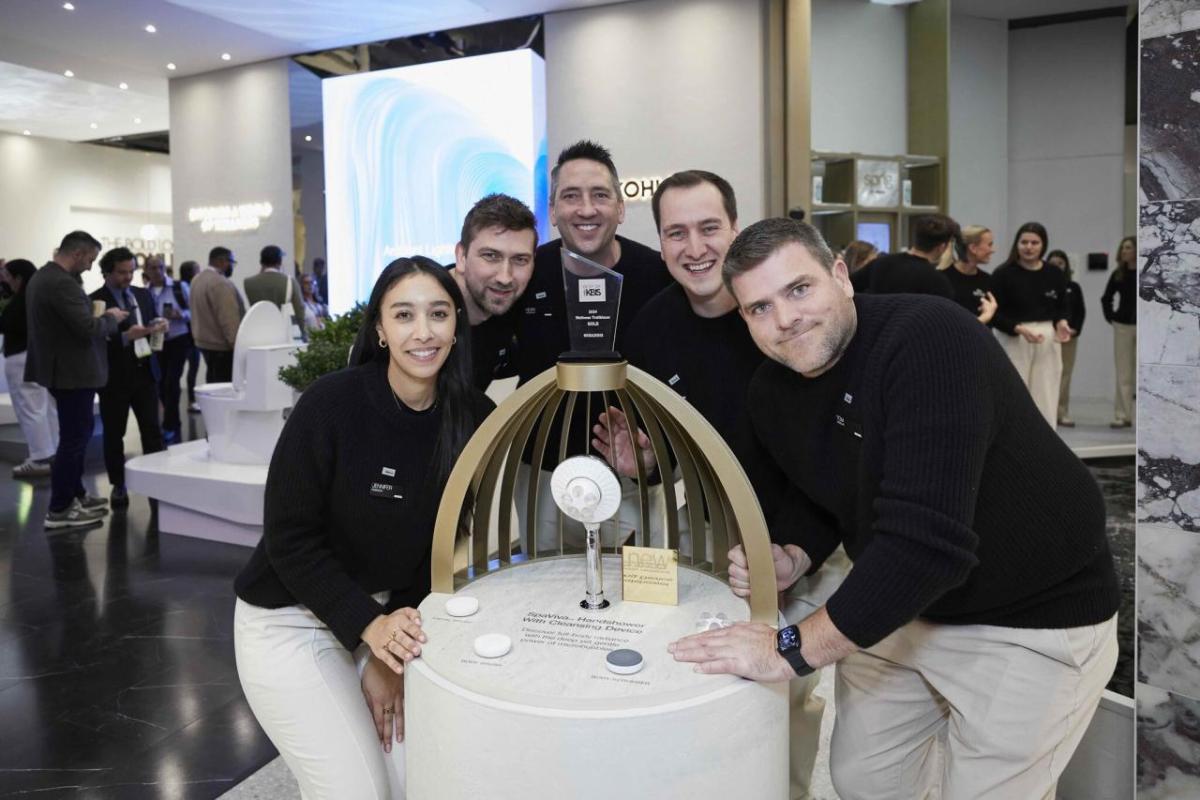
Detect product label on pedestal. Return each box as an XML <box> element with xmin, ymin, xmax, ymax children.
<box><xmin>622</xmin><ymin>546</ymin><xmax>678</xmax><ymax>606</ymax></box>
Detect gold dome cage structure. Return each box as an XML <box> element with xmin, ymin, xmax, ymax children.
<box><xmin>431</xmin><ymin>360</ymin><xmax>780</xmax><ymax>624</ymax></box>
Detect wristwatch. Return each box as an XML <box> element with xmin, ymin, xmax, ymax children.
<box><xmin>776</xmin><ymin>624</ymin><xmax>815</xmax><ymax>677</ymax></box>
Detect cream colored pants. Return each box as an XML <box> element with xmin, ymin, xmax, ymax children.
<box><xmin>234</xmin><ymin>599</ymin><xmax>406</xmax><ymax>800</ymax></box>
<box><xmin>997</xmin><ymin>322</ymin><xmax>1061</xmax><ymax>427</ymax></box>
<box><xmin>1057</xmin><ymin>336</ymin><xmax>1078</xmax><ymax>422</ymax></box>
<box><xmin>830</xmin><ymin>614</ymin><xmax>1117</xmax><ymax>800</ymax></box>
<box><xmin>1112</xmin><ymin>322</ymin><xmax>1136</xmax><ymax>424</ymax></box>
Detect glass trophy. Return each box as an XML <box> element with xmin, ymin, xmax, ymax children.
<box><xmin>561</xmin><ymin>248</ymin><xmax>624</xmax><ymax>362</ymax></box>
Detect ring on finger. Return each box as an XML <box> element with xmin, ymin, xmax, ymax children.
<box><xmin>383</xmin><ymin>706</ymin><xmax>394</xmax><ymax>714</ymax></box>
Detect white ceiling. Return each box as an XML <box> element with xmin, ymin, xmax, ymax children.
<box><xmin>0</xmin><ymin>0</ymin><xmax>622</xmax><ymax>142</ymax></box>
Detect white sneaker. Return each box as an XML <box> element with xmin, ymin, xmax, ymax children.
<box><xmin>45</xmin><ymin>499</ymin><xmax>106</xmax><ymax>530</ymax></box>
<box><xmin>12</xmin><ymin>459</ymin><xmax>52</xmax><ymax>479</ymax></box>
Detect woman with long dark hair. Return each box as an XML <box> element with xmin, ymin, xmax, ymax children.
<box><xmin>989</xmin><ymin>222</ymin><xmax>1072</xmax><ymax>426</ymax></box>
<box><xmin>1102</xmin><ymin>236</ymin><xmax>1137</xmax><ymax>427</ymax></box>
<box><xmin>1047</xmin><ymin>250</ymin><xmax>1086</xmax><ymax>427</ymax></box>
<box><xmin>233</xmin><ymin>257</ymin><xmax>494</xmax><ymax>798</ymax></box>
<box><xmin>0</xmin><ymin>259</ymin><xmax>59</xmax><ymax>477</ymax></box>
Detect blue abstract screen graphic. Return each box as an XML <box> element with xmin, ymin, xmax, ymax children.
<box><xmin>323</xmin><ymin>50</ymin><xmax>548</xmax><ymax>314</ymax></box>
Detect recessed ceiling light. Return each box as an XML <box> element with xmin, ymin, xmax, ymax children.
<box><xmin>119</xmin><ymin>82</ymin><xmax>128</xmax><ymax>90</ymax></box>
<box><xmin>23</xmin><ymin>130</ymin><xmax>31</xmax><ymax>136</ymax></box>
<box><xmin>64</xmin><ymin>69</ymin><xmax>74</xmax><ymax>78</ymax></box>
<box><xmin>134</xmin><ymin>117</ymin><xmax>142</xmax><ymax>124</ymax></box>
<box><xmin>220</xmin><ymin>53</ymin><xmax>231</xmax><ymax>61</ymax></box>
<box><xmin>166</xmin><ymin>62</ymin><xmax>176</xmax><ymax>71</ymax></box>
<box><xmin>62</xmin><ymin>2</ymin><xmax>74</xmax><ymax>9</ymax></box>
<box><xmin>89</xmin><ymin>122</ymin><xmax>98</xmax><ymax>129</ymax></box>
<box><xmin>144</xmin><ymin>24</ymin><xmax>157</xmax><ymax>33</ymax></box>
<box><xmin>304</xmin><ymin>135</ymin><xmax>312</xmax><ymax>142</ymax></box>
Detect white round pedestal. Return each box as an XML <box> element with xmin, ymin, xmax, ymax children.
<box><xmin>406</xmin><ymin>556</ymin><xmax>788</xmax><ymax>799</ymax></box>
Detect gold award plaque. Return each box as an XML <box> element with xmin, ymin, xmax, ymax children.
<box><xmin>622</xmin><ymin>545</ymin><xmax>679</xmax><ymax>606</ymax></box>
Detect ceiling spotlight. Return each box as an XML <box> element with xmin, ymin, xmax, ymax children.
<box><xmin>62</xmin><ymin>2</ymin><xmax>74</xmax><ymax>9</ymax></box>
<box><xmin>64</xmin><ymin>69</ymin><xmax>74</xmax><ymax>78</ymax></box>
<box><xmin>89</xmin><ymin>122</ymin><xmax>98</xmax><ymax>129</ymax></box>
<box><xmin>23</xmin><ymin>130</ymin><xmax>31</xmax><ymax>136</ymax></box>
<box><xmin>134</xmin><ymin>117</ymin><xmax>142</xmax><ymax>124</ymax></box>
<box><xmin>144</xmin><ymin>24</ymin><xmax>157</xmax><ymax>33</ymax></box>
<box><xmin>220</xmin><ymin>53</ymin><xmax>231</xmax><ymax>61</ymax></box>
<box><xmin>166</xmin><ymin>62</ymin><xmax>176</xmax><ymax>71</ymax></box>
<box><xmin>304</xmin><ymin>134</ymin><xmax>312</xmax><ymax>142</ymax></box>
<box><xmin>119</xmin><ymin>82</ymin><xmax>128</xmax><ymax>90</ymax></box>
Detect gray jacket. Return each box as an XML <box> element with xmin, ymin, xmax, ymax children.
<box><xmin>24</xmin><ymin>262</ymin><xmax>119</xmax><ymax>389</ymax></box>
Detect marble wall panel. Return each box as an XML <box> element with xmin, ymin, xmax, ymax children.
<box><xmin>1138</xmin><ymin>683</ymin><xmax>1200</xmax><ymax>796</ymax></box>
<box><xmin>1139</xmin><ymin>525</ymin><xmax>1200</xmax><ymax>698</ymax></box>
<box><xmin>1141</xmin><ymin>30</ymin><xmax>1200</xmax><ymax>203</ymax></box>
<box><xmin>1138</xmin><ymin>366</ymin><xmax>1200</xmax><ymax>531</ymax></box>
<box><xmin>1139</xmin><ymin>200</ymin><xmax>1200</xmax><ymax>366</ymax></box>
<box><xmin>1142</xmin><ymin>0</ymin><xmax>1200</xmax><ymax>40</ymax></box>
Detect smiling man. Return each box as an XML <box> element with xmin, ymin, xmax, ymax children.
<box><xmin>669</xmin><ymin>217</ymin><xmax>1120</xmax><ymax>800</ymax></box>
<box><xmin>450</xmin><ymin>193</ymin><xmax>537</xmax><ymax>390</ymax></box>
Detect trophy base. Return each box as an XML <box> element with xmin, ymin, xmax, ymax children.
<box><xmin>581</xmin><ymin>597</ymin><xmax>611</xmax><ymax>611</ymax></box>
<box><xmin>558</xmin><ymin>350</ymin><xmax>623</xmax><ymax>363</ymax></box>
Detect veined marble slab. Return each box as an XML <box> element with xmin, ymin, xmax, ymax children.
<box><xmin>1138</xmin><ymin>525</ymin><xmax>1200</xmax><ymax>698</ymax></box>
<box><xmin>1142</xmin><ymin>0</ymin><xmax>1200</xmax><ymax>40</ymax></box>
<box><xmin>1140</xmin><ymin>200</ymin><xmax>1200</xmax><ymax>366</ymax></box>
<box><xmin>1138</xmin><ymin>683</ymin><xmax>1200</xmax><ymax>796</ymax></box>
<box><xmin>1141</xmin><ymin>31</ymin><xmax>1200</xmax><ymax>203</ymax></box>
<box><xmin>1138</xmin><ymin>365</ymin><xmax>1200</xmax><ymax>531</ymax></box>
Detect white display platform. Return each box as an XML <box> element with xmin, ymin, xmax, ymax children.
<box><xmin>407</xmin><ymin>556</ymin><xmax>788</xmax><ymax>799</ymax></box>
<box><xmin>125</xmin><ymin>440</ymin><xmax>266</xmax><ymax>547</ymax></box>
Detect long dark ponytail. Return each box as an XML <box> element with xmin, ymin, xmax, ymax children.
<box><xmin>352</xmin><ymin>256</ymin><xmax>477</xmax><ymax>489</ymax></box>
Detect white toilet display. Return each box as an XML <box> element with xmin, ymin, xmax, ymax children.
<box><xmin>195</xmin><ymin>301</ymin><xmax>298</xmax><ymax>465</ymax></box>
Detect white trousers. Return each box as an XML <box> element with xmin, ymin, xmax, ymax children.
<box><xmin>830</xmin><ymin>614</ymin><xmax>1117</xmax><ymax>800</ymax></box>
<box><xmin>1112</xmin><ymin>322</ymin><xmax>1136</xmax><ymax>424</ymax></box>
<box><xmin>3</xmin><ymin>351</ymin><xmax>59</xmax><ymax>461</ymax></box>
<box><xmin>234</xmin><ymin>599</ymin><xmax>406</xmax><ymax>800</ymax></box>
<box><xmin>996</xmin><ymin>322</ymin><xmax>1061</xmax><ymax>427</ymax></box>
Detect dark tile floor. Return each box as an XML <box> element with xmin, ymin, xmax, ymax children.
<box><xmin>0</xmin><ymin>414</ymin><xmax>277</xmax><ymax>799</ymax></box>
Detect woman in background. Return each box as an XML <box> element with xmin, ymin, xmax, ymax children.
<box><xmin>841</xmin><ymin>240</ymin><xmax>879</xmax><ymax>275</ymax></box>
<box><xmin>1047</xmin><ymin>250</ymin><xmax>1086</xmax><ymax>428</ymax></box>
<box><xmin>1102</xmin><ymin>236</ymin><xmax>1137</xmax><ymax>428</ymax></box>
<box><xmin>0</xmin><ymin>259</ymin><xmax>59</xmax><ymax>478</ymax></box>
<box><xmin>941</xmin><ymin>225</ymin><xmax>998</xmax><ymax>325</ymax></box>
<box><xmin>301</xmin><ymin>272</ymin><xmax>328</xmax><ymax>332</ymax></box>
<box><xmin>989</xmin><ymin>222</ymin><xmax>1073</xmax><ymax>426</ymax></box>
<box><xmin>233</xmin><ymin>257</ymin><xmax>494</xmax><ymax>799</ymax></box>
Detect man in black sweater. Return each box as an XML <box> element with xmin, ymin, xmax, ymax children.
<box><xmin>448</xmin><ymin>193</ymin><xmax>538</xmax><ymax>391</ymax></box>
<box><xmin>670</xmin><ymin>218</ymin><xmax>1119</xmax><ymax>799</ymax></box>
<box><xmin>849</xmin><ymin>213</ymin><xmax>956</xmax><ymax>298</ymax></box>
<box><xmin>511</xmin><ymin>140</ymin><xmax>671</xmax><ymax>553</ymax></box>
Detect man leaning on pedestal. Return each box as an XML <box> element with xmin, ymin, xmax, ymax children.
<box><xmin>669</xmin><ymin>217</ymin><xmax>1120</xmax><ymax>799</ymax></box>
<box><xmin>24</xmin><ymin>230</ymin><xmax>128</xmax><ymax>528</ymax></box>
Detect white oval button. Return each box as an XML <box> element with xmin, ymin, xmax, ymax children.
<box><xmin>473</xmin><ymin>633</ymin><xmax>511</xmax><ymax>659</ymax></box>
<box><xmin>445</xmin><ymin>596</ymin><xmax>479</xmax><ymax>617</ymax></box>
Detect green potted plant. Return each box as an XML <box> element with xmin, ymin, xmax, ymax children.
<box><xmin>278</xmin><ymin>303</ymin><xmax>365</xmax><ymax>393</ymax></box>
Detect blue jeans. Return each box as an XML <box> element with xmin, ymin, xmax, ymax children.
<box><xmin>48</xmin><ymin>388</ymin><xmax>96</xmax><ymax>512</ymax></box>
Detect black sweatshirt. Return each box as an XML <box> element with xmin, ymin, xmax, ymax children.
<box><xmin>624</xmin><ymin>284</ymin><xmax>764</xmax><ymax>439</ymax></box>
<box><xmin>1065</xmin><ymin>280</ymin><xmax>1086</xmax><ymax>336</ymax></box>
<box><xmin>850</xmin><ymin>252</ymin><xmax>954</xmax><ymax>299</ymax></box>
<box><xmin>234</xmin><ymin>360</ymin><xmax>495</xmax><ymax>650</ymax></box>
<box><xmin>746</xmin><ymin>294</ymin><xmax>1119</xmax><ymax>649</ymax></box>
<box><xmin>989</xmin><ymin>261</ymin><xmax>1069</xmax><ymax>335</ymax></box>
<box><xmin>0</xmin><ymin>291</ymin><xmax>28</xmax><ymax>356</ymax></box>
<box><xmin>469</xmin><ymin>310</ymin><xmax>518</xmax><ymax>391</ymax></box>
<box><xmin>943</xmin><ymin>265</ymin><xmax>992</xmax><ymax>318</ymax></box>
<box><xmin>1101</xmin><ymin>268</ymin><xmax>1137</xmax><ymax>325</ymax></box>
<box><xmin>513</xmin><ymin>236</ymin><xmax>672</xmax><ymax>468</ymax></box>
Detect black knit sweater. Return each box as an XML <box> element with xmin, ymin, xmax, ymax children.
<box><xmin>747</xmin><ymin>294</ymin><xmax>1119</xmax><ymax>649</ymax></box>
<box><xmin>989</xmin><ymin>260</ymin><xmax>1069</xmax><ymax>335</ymax></box>
<box><xmin>234</xmin><ymin>360</ymin><xmax>495</xmax><ymax>650</ymax></box>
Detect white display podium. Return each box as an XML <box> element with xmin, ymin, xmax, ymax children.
<box><xmin>406</xmin><ymin>555</ymin><xmax>788</xmax><ymax>800</ymax></box>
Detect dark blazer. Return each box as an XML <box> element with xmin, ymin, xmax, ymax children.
<box><xmin>89</xmin><ymin>284</ymin><xmax>162</xmax><ymax>386</ymax></box>
<box><xmin>24</xmin><ymin>262</ymin><xmax>118</xmax><ymax>390</ymax></box>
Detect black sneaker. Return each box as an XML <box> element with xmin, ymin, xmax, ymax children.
<box><xmin>45</xmin><ymin>499</ymin><xmax>106</xmax><ymax>530</ymax></box>
<box><xmin>111</xmin><ymin>486</ymin><xmax>130</xmax><ymax>509</ymax></box>
<box><xmin>77</xmin><ymin>493</ymin><xmax>110</xmax><ymax>515</ymax></box>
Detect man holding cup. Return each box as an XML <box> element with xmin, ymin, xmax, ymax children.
<box><xmin>89</xmin><ymin>247</ymin><xmax>167</xmax><ymax>509</ymax></box>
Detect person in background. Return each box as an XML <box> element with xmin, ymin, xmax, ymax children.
<box><xmin>1048</xmin><ymin>250</ymin><xmax>1086</xmax><ymax>428</ymax></box>
<box><xmin>179</xmin><ymin>260</ymin><xmax>202</xmax><ymax>412</ymax></box>
<box><xmin>840</xmin><ymin>240</ymin><xmax>878</xmax><ymax>275</ymax></box>
<box><xmin>190</xmin><ymin>247</ymin><xmax>243</xmax><ymax>384</ymax></box>
<box><xmin>1102</xmin><ymin>236</ymin><xmax>1137</xmax><ymax>428</ymax></box>
<box><xmin>1</xmin><ymin>259</ymin><xmax>58</xmax><ymax>478</ymax></box>
<box><xmin>989</xmin><ymin>222</ymin><xmax>1072</xmax><ymax>427</ymax></box>
<box><xmin>233</xmin><ymin>257</ymin><xmax>494</xmax><ymax>799</ymax></box>
<box><xmin>312</xmin><ymin>257</ymin><xmax>328</xmax><ymax>305</ymax></box>
<box><xmin>849</xmin><ymin>214</ymin><xmax>955</xmax><ymax>298</ymax></box>
<box><xmin>245</xmin><ymin>245</ymin><xmax>306</xmax><ymax>339</ymax></box>
<box><xmin>941</xmin><ymin>225</ymin><xmax>998</xmax><ymax>325</ymax></box>
<box><xmin>90</xmin><ymin>248</ymin><xmax>167</xmax><ymax>509</ymax></box>
<box><xmin>144</xmin><ymin>256</ymin><xmax>192</xmax><ymax>443</ymax></box>
<box><xmin>300</xmin><ymin>273</ymin><xmax>327</xmax><ymax>333</ymax></box>
<box><xmin>25</xmin><ymin>230</ymin><xmax>127</xmax><ymax>528</ymax></box>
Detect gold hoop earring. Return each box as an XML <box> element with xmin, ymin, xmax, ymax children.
<box><xmin>452</xmin><ymin>336</ymin><xmax>457</xmax><ymax>345</ymax></box>
<box><xmin>378</xmin><ymin>335</ymin><xmax>387</xmax><ymax>349</ymax></box>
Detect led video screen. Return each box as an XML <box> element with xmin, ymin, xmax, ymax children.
<box><xmin>323</xmin><ymin>50</ymin><xmax>548</xmax><ymax>314</ymax></box>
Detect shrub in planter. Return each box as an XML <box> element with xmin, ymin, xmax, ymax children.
<box><xmin>278</xmin><ymin>304</ymin><xmax>365</xmax><ymax>393</ymax></box>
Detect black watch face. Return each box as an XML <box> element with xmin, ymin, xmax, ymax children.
<box><xmin>778</xmin><ymin>625</ymin><xmax>800</xmax><ymax>652</ymax></box>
